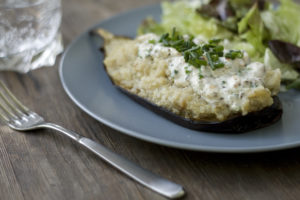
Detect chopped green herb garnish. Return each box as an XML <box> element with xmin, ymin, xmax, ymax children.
<box><xmin>205</xmin><ymin>52</ymin><xmax>214</xmax><ymax>70</ymax></box>
<box><xmin>209</xmin><ymin>39</ymin><xmax>222</xmax><ymax>44</ymax></box>
<box><xmin>184</xmin><ymin>66</ymin><xmax>192</xmax><ymax>74</ymax></box>
<box><xmin>174</xmin><ymin>70</ymin><xmax>178</xmax><ymax>74</ymax></box>
<box><xmin>148</xmin><ymin>39</ymin><xmax>156</xmax><ymax>44</ymax></box>
<box><xmin>225</xmin><ymin>50</ymin><xmax>243</xmax><ymax>59</ymax></box>
<box><xmin>158</xmin><ymin>28</ymin><xmax>243</xmax><ymax>70</ymax></box>
<box><xmin>185</xmin><ymin>70</ymin><xmax>191</xmax><ymax>74</ymax></box>
<box><xmin>213</xmin><ymin>61</ymin><xmax>225</xmax><ymax>69</ymax></box>
<box><xmin>215</xmin><ymin>45</ymin><xmax>224</xmax><ymax>51</ymax></box>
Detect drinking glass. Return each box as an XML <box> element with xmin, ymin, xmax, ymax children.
<box><xmin>0</xmin><ymin>0</ymin><xmax>63</xmax><ymax>72</ymax></box>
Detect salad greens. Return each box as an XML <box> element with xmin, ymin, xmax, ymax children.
<box><xmin>237</xmin><ymin>3</ymin><xmax>269</xmax><ymax>55</ymax></box>
<box><xmin>138</xmin><ymin>1</ymin><xmax>232</xmax><ymax>40</ymax></box>
<box><xmin>264</xmin><ymin>48</ymin><xmax>298</xmax><ymax>82</ymax></box>
<box><xmin>262</xmin><ymin>0</ymin><xmax>300</xmax><ymax>46</ymax></box>
<box><xmin>137</xmin><ymin>0</ymin><xmax>300</xmax><ymax>90</ymax></box>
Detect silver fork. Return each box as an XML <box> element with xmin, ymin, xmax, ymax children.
<box><xmin>0</xmin><ymin>81</ymin><xmax>185</xmax><ymax>199</ymax></box>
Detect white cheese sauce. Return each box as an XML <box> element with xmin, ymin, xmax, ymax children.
<box><xmin>137</xmin><ymin>33</ymin><xmax>269</xmax><ymax>113</ymax></box>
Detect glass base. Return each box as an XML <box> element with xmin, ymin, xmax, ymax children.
<box><xmin>0</xmin><ymin>33</ymin><xmax>63</xmax><ymax>73</ymax></box>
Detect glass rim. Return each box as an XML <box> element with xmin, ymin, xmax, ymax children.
<box><xmin>0</xmin><ymin>0</ymin><xmax>49</xmax><ymax>9</ymax></box>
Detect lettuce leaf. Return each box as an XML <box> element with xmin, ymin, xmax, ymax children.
<box><xmin>261</xmin><ymin>0</ymin><xmax>300</xmax><ymax>46</ymax></box>
<box><xmin>264</xmin><ymin>48</ymin><xmax>299</xmax><ymax>82</ymax></box>
<box><xmin>286</xmin><ymin>79</ymin><xmax>300</xmax><ymax>90</ymax></box>
<box><xmin>137</xmin><ymin>17</ymin><xmax>166</xmax><ymax>35</ymax></box>
<box><xmin>237</xmin><ymin>3</ymin><xmax>258</xmax><ymax>34</ymax></box>
<box><xmin>229</xmin><ymin>0</ymin><xmax>258</xmax><ymax>18</ymax></box>
<box><xmin>160</xmin><ymin>1</ymin><xmax>233</xmax><ymax>40</ymax></box>
<box><xmin>237</xmin><ymin>3</ymin><xmax>269</xmax><ymax>55</ymax></box>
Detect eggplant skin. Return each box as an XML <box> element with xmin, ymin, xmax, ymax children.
<box><xmin>113</xmin><ymin>84</ymin><xmax>282</xmax><ymax>133</ymax></box>
<box><xmin>96</xmin><ymin>30</ymin><xmax>283</xmax><ymax>133</ymax></box>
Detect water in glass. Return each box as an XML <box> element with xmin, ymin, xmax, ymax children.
<box><xmin>0</xmin><ymin>0</ymin><xmax>63</xmax><ymax>72</ymax></box>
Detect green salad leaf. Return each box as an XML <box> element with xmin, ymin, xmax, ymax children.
<box><xmin>138</xmin><ymin>1</ymin><xmax>233</xmax><ymax>40</ymax></box>
<box><xmin>229</xmin><ymin>0</ymin><xmax>258</xmax><ymax>18</ymax></box>
<box><xmin>161</xmin><ymin>1</ymin><xmax>233</xmax><ymax>39</ymax></box>
<box><xmin>238</xmin><ymin>3</ymin><xmax>269</xmax><ymax>55</ymax></box>
<box><xmin>137</xmin><ymin>17</ymin><xmax>165</xmax><ymax>36</ymax></box>
<box><xmin>261</xmin><ymin>0</ymin><xmax>300</xmax><ymax>46</ymax></box>
<box><xmin>237</xmin><ymin>3</ymin><xmax>257</xmax><ymax>34</ymax></box>
<box><xmin>264</xmin><ymin>48</ymin><xmax>299</xmax><ymax>82</ymax></box>
<box><xmin>286</xmin><ymin>79</ymin><xmax>300</xmax><ymax>90</ymax></box>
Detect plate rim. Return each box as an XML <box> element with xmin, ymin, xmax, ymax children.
<box><xmin>59</xmin><ymin>3</ymin><xmax>300</xmax><ymax>153</ymax></box>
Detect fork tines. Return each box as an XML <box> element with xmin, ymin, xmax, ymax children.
<box><xmin>0</xmin><ymin>81</ymin><xmax>30</xmax><ymax>123</ymax></box>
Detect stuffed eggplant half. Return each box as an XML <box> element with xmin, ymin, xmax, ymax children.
<box><xmin>96</xmin><ymin>28</ymin><xmax>283</xmax><ymax>133</ymax></box>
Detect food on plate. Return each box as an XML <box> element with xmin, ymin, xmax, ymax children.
<box><xmin>95</xmin><ymin>28</ymin><xmax>282</xmax><ymax>133</ymax></box>
<box><xmin>138</xmin><ymin>0</ymin><xmax>300</xmax><ymax>90</ymax></box>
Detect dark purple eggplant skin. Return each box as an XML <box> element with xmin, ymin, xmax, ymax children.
<box><xmin>269</xmin><ymin>40</ymin><xmax>300</xmax><ymax>70</ymax></box>
<box><xmin>98</xmin><ymin>36</ymin><xmax>282</xmax><ymax>134</ymax></box>
<box><xmin>115</xmin><ymin>86</ymin><xmax>282</xmax><ymax>133</ymax></box>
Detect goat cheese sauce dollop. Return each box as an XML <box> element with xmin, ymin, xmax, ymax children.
<box><xmin>136</xmin><ymin>33</ymin><xmax>281</xmax><ymax>118</ymax></box>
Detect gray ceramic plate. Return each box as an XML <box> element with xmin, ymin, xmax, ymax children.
<box><xmin>59</xmin><ymin>3</ymin><xmax>300</xmax><ymax>153</ymax></box>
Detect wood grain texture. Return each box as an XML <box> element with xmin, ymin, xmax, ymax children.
<box><xmin>1</xmin><ymin>0</ymin><xmax>300</xmax><ymax>200</ymax></box>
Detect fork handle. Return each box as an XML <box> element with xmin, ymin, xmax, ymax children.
<box><xmin>40</xmin><ymin>123</ymin><xmax>185</xmax><ymax>199</ymax></box>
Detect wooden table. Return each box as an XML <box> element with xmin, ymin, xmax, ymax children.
<box><xmin>1</xmin><ymin>0</ymin><xmax>300</xmax><ymax>199</ymax></box>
